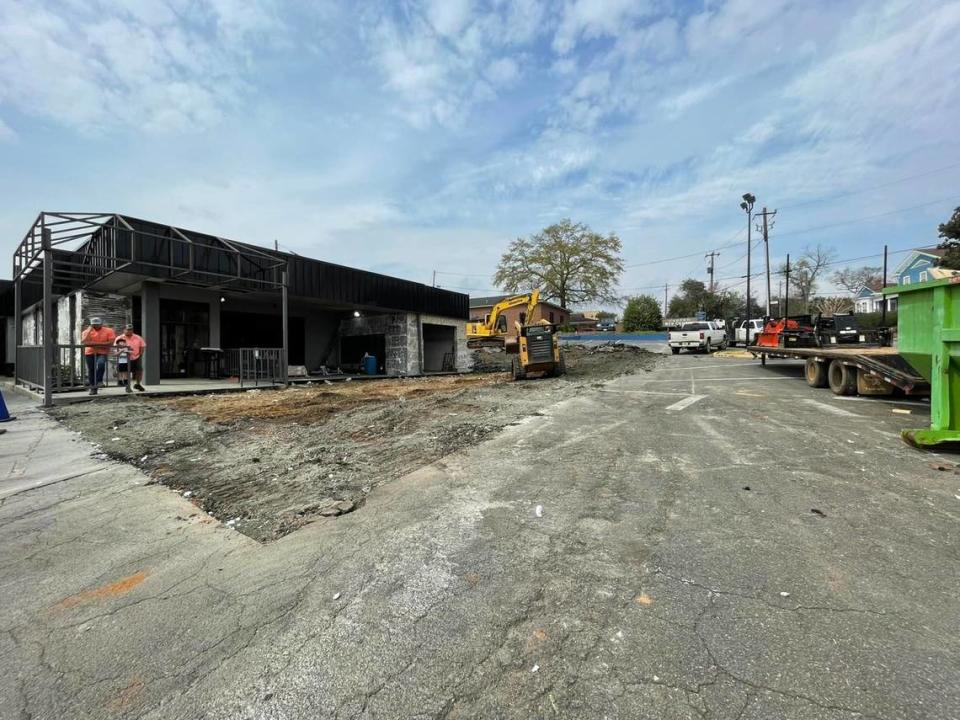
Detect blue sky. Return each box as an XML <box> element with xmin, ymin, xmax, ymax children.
<box><xmin>1</xmin><ymin>0</ymin><xmax>959</xmax><ymax>307</ymax></box>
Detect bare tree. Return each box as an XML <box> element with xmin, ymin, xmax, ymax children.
<box><xmin>783</xmin><ymin>244</ymin><xmax>838</xmax><ymax>311</ymax></box>
<box><xmin>809</xmin><ymin>295</ymin><xmax>854</xmax><ymax>316</ymax></box>
<box><xmin>831</xmin><ymin>266</ymin><xmax>882</xmax><ymax>294</ymax></box>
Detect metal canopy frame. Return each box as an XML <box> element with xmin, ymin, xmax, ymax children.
<box><xmin>13</xmin><ymin>212</ymin><xmax>290</xmax><ymax>406</ymax></box>
<box><xmin>14</xmin><ymin>212</ymin><xmax>288</xmax><ymax>292</ymax></box>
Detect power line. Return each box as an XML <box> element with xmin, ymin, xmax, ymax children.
<box><xmin>772</xmin><ymin>196</ymin><xmax>957</xmax><ymax>239</ymax></box>
<box><xmin>778</xmin><ymin>160</ymin><xmax>960</xmax><ymax>210</ymax></box>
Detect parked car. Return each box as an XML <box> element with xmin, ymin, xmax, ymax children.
<box><xmin>734</xmin><ymin>319</ymin><xmax>765</xmax><ymax>346</ymax></box>
<box><xmin>596</xmin><ymin>320</ymin><xmax>617</xmax><ymax>332</ymax></box>
<box><xmin>668</xmin><ymin>321</ymin><xmax>727</xmax><ymax>354</ymax></box>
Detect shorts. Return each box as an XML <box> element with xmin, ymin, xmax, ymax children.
<box><xmin>117</xmin><ymin>362</ymin><xmax>129</xmax><ymax>373</ymax></box>
<box><xmin>128</xmin><ymin>357</ymin><xmax>141</xmax><ymax>373</ymax></box>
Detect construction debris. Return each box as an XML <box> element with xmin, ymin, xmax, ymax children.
<box><xmin>49</xmin><ymin>346</ymin><xmax>659</xmax><ymax>542</ymax></box>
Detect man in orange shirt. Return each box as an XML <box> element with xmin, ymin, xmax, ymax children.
<box><xmin>116</xmin><ymin>324</ymin><xmax>147</xmax><ymax>392</ymax></box>
<box><xmin>80</xmin><ymin>317</ymin><xmax>116</xmax><ymax>395</ymax></box>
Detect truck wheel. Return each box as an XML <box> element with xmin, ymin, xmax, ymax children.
<box><xmin>828</xmin><ymin>359</ymin><xmax>857</xmax><ymax>395</ymax></box>
<box><xmin>511</xmin><ymin>357</ymin><xmax>526</xmax><ymax>381</ymax></box>
<box><xmin>804</xmin><ymin>358</ymin><xmax>828</xmax><ymax>388</ymax></box>
<box><xmin>671</xmin><ymin>347</ymin><xmax>680</xmax><ymax>355</ymax></box>
<box><xmin>704</xmin><ymin>340</ymin><xmax>712</xmax><ymax>354</ymax></box>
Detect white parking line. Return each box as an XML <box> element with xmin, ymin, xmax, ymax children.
<box><xmin>802</xmin><ymin>399</ymin><xmax>861</xmax><ymax>417</ymax></box>
<box><xmin>665</xmin><ymin>395</ymin><xmax>706</xmax><ymax>412</ymax></box>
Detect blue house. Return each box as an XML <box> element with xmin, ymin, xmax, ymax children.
<box><xmin>853</xmin><ymin>247</ymin><xmax>945</xmax><ymax>313</ymax></box>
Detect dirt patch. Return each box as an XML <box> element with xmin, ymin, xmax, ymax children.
<box><xmin>49</xmin><ymin>344</ymin><xmax>658</xmax><ymax>542</ymax></box>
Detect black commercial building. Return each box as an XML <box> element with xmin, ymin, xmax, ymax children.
<box><xmin>12</xmin><ymin>213</ymin><xmax>469</xmax><ymax>398</ymax></box>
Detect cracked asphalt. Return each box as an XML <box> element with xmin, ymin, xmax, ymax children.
<box><xmin>2</xmin><ymin>353</ymin><xmax>959</xmax><ymax>719</ymax></box>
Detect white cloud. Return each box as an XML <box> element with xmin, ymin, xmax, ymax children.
<box><xmin>426</xmin><ymin>0</ymin><xmax>474</xmax><ymax>37</ymax></box>
<box><xmin>0</xmin><ymin>117</ymin><xmax>15</xmax><ymax>141</ymax></box>
<box><xmin>552</xmin><ymin>0</ymin><xmax>656</xmax><ymax>54</ymax></box>
<box><xmin>0</xmin><ymin>0</ymin><xmax>278</xmax><ymax>134</ymax></box>
<box><xmin>658</xmin><ymin>76</ymin><xmax>736</xmax><ymax>118</ymax></box>
<box><xmin>485</xmin><ymin>57</ymin><xmax>520</xmax><ymax>86</ymax></box>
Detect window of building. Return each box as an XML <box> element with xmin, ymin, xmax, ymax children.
<box><xmin>920</xmin><ymin>270</ymin><xmax>928</xmax><ymax>282</ymax></box>
<box><xmin>549</xmin><ymin>311</ymin><xmax>555</xmax><ymax>323</ymax></box>
<box><xmin>902</xmin><ymin>276</ymin><xmax>911</xmax><ymax>285</ymax></box>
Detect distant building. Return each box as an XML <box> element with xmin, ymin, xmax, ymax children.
<box><xmin>854</xmin><ymin>247</ymin><xmax>948</xmax><ymax>313</ymax></box>
<box><xmin>469</xmin><ymin>294</ymin><xmax>570</xmax><ymax>335</ymax></box>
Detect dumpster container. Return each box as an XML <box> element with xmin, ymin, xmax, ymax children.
<box><xmin>884</xmin><ymin>275</ymin><xmax>960</xmax><ymax>447</ymax></box>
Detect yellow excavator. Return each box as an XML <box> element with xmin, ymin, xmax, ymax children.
<box><xmin>466</xmin><ymin>289</ymin><xmax>541</xmax><ymax>348</ymax></box>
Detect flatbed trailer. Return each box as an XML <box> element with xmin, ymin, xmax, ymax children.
<box><xmin>746</xmin><ymin>344</ymin><xmax>930</xmax><ymax>396</ymax></box>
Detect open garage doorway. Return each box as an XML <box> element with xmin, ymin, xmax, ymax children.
<box><xmin>423</xmin><ymin>323</ymin><xmax>456</xmax><ymax>372</ymax></box>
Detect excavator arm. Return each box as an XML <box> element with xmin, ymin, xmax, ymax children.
<box><xmin>467</xmin><ymin>289</ymin><xmax>541</xmax><ymax>346</ymax></box>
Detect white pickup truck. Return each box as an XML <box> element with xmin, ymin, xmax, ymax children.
<box><xmin>668</xmin><ymin>321</ymin><xmax>727</xmax><ymax>354</ymax></box>
<box><xmin>733</xmin><ymin>318</ymin><xmax>766</xmax><ymax>346</ymax></box>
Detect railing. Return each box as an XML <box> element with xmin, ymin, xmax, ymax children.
<box><xmin>15</xmin><ymin>345</ymin><xmax>43</xmax><ymax>390</ymax></box>
<box><xmin>16</xmin><ymin>344</ymin><xmax>115</xmax><ymax>393</ymax></box>
<box><xmin>222</xmin><ymin>348</ymin><xmax>284</xmax><ymax>387</ymax></box>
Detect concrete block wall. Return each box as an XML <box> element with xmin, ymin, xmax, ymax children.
<box><xmin>341</xmin><ymin>312</ymin><xmax>469</xmax><ymax>375</ymax></box>
<box><xmin>340</xmin><ymin>313</ymin><xmax>410</xmax><ymax>375</ymax></box>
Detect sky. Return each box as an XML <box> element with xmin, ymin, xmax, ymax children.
<box><xmin>1</xmin><ymin>0</ymin><xmax>959</xmax><ymax>309</ymax></box>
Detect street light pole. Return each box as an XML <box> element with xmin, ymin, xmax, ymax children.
<box><xmin>740</xmin><ymin>193</ymin><xmax>756</xmax><ymax>328</ymax></box>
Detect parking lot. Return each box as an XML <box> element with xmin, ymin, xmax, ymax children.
<box><xmin>2</xmin><ymin>352</ymin><xmax>959</xmax><ymax>719</ymax></box>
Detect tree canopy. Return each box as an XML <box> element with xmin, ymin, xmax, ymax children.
<box><xmin>622</xmin><ymin>295</ymin><xmax>662</xmax><ymax>331</ymax></box>
<box><xmin>937</xmin><ymin>206</ymin><xmax>960</xmax><ymax>270</ymax></box>
<box><xmin>493</xmin><ymin>219</ymin><xmax>623</xmax><ymax>308</ymax></box>
<box><xmin>831</xmin><ymin>266</ymin><xmax>882</xmax><ymax>294</ymax></box>
<box><xmin>666</xmin><ymin>279</ymin><xmax>755</xmax><ymax>319</ymax></box>
<box><xmin>779</xmin><ymin>244</ymin><xmax>837</xmax><ymax>311</ymax></box>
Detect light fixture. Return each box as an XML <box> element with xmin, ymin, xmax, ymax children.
<box><xmin>220</xmin><ymin>296</ymin><xmax>226</xmax><ymax>303</ymax></box>
<box><xmin>353</xmin><ymin>310</ymin><xmax>361</xmax><ymax>318</ymax></box>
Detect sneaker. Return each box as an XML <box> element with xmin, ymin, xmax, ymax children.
<box><xmin>117</xmin><ymin>380</ymin><xmax>124</xmax><ymax>387</ymax></box>
<box><xmin>134</xmin><ymin>383</ymin><xmax>145</xmax><ymax>392</ymax></box>
<box><xmin>90</xmin><ymin>387</ymin><xmax>98</xmax><ymax>396</ymax></box>
<box><xmin>125</xmin><ymin>385</ymin><xmax>133</xmax><ymax>394</ymax></box>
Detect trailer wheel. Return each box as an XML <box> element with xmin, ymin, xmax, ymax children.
<box><xmin>828</xmin><ymin>359</ymin><xmax>857</xmax><ymax>395</ymax></box>
<box><xmin>804</xmin><ymin>358</ymin><xmax>828</xmax><ymax>388</ymax></box>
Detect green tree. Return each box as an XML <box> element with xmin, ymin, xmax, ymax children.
<box><xmin>622</xmin><ymin>295</ymin><xmax>662</xmax><ymax>331</ymax></box>
<box><xmin>937</xmin><ymin>206</ymin><xmax>960</xmax><ymax>270</ymax></box>
<box><xmin>666</xmin><ymin>279</ymin><xmax>755</xmax><ymax>319</ymax></box>
<box><xmin>494</xmin><ymin>219</ymin><xmax>624</xmax><ymax>308</ymax></box>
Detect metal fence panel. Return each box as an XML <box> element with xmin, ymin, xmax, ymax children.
<box><xmin>15</xmin><ymin>345</ymin><xmax>43</xmax><ymax>389</ymax></box>
<box><xmin>223</xmin><ymin>348</ymin><xmax>283</xmax><ymax>387</ymax></box>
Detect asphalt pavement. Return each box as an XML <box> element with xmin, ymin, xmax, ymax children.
<box><xmin>1</xmin><ymin>355</ymin><xmax>958</xmax><ymax>719</ymax></box>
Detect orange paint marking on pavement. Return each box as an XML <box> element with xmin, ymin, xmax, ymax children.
<box><xmin>53</xmin><ymin>571</ymin><xmax>149</xmax><ymax>610</ymax></box>
<box><xmin>635</xmin><ymin>592</ymin><xmax>654</xmax><ymax>606</ymax></box>
<box><xmin>107</xmin><ymin>677</ymin><xmax>145</xmax><ymax>711</ymax></box>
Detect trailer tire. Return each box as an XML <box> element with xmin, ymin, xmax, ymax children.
<box><xmin>671</xmin><ymin>347</ymin><xmax>680</xmax><ymax>355</ymax></box>
<box><xmin>828</xmin><ymin>359</ymin><xmax>857</xmax><ymax>395</ymax></box>
<box><xmin>804</xmin><ymin>358</ymin><xmax>829</xmax><ymax>388</ymax></box>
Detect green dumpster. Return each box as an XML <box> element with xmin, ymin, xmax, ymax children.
<box><xmin>884</xmin><ymin>275</ymin><xmax>960</xmax><ymax>447</ymax></box>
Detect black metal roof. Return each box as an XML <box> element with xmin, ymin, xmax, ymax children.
<box><xmin>13</xmin><ymin>213</ymin><xmax>468</xmax><ymax>319</ymax></box>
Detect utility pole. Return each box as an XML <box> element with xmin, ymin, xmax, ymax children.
<box><xmin>432</xmin><ymin>270</ymin><xmax>437</xmax><ymax>287</ymax></box>
<box><xmin>705</xmin><ymin>251</ymin><xmax>719</xmax><ymax>293</ymax></box>
<box><xmin>784</xmin><ymin>254</ymin><xmax>791</xmax><ymax>318</ymax></box>
<box><xmin>756</xmin><ymin>207</ymin><xmax>777</xmax><ymax>316</ymax></box>
<box><xmin>740</xmin><ymin>193</ymin><xmax>756</xmax><ymax>321</ymax></box>
<box><xmin>664</xmin><ymin>283</ymin><xmax>669</xmax><ymax>317</ymax></box>
<box><xmin>882</xmin><ymin>244</ymin><xmax>888</xmax><ymax>326</ymax></box>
